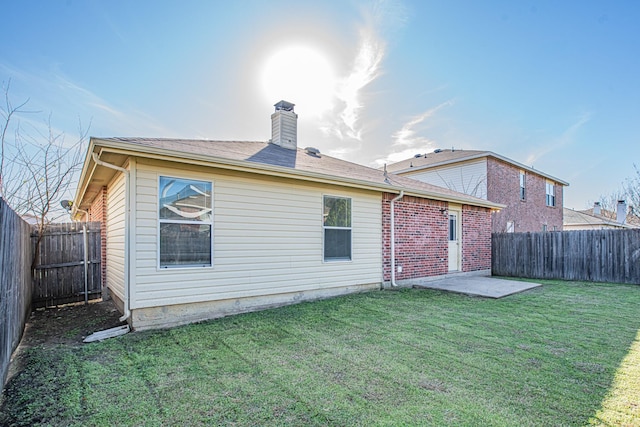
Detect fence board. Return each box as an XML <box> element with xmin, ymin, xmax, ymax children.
<box><xmin>31</xmin><ymin>222</ymin><xmax>102</xmax><ymax>308</ymax></box>
<box><xmin>0</xmin><ymin>197</ymin><xmax>32</xmax><ymax>388</ymax></box>
<box><xmin>492</xmin><ymin>229</ymin><xmax>640</xmax><ymax>284</ymax></box>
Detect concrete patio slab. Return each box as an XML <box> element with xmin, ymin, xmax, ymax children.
<box><xmin>413</xmin><ymin>275</ymin><xmax>542</xmax><ymax>298</ymax></box>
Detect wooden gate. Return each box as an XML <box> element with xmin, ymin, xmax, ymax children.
<box><xmin>32</xmin><ymin>222</ymin><xmax>102</xmax><ymax>308</ymax></box>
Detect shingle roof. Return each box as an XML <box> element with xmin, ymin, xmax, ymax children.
<box><xmin>386</xmin><ymin>149</ymin><xmax>489</xmax><ymax>173</ymax></box>
<box><xmin>578</xmin><ymin>207</ymin><xmax>640</xmax><ymax>228</ymax></box>
<box><xmin>386</xmin><ymin>148</ymin><xmax>569</xmax><ymax>186</ymax></box>
<box><xmin>90</xmin><ymin>137</ymin><xmax>502</xmax><ymax>209</ymax></box>
<box><xmin>563</xmin><ymin>208</ymin><xmax>637</xmax><ymax>229</ymax></box>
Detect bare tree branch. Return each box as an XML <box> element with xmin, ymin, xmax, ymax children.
<box><xmin>1</xmin><ymin>79</ymin><xmax>89</xmax><ymax>271</ymax></box>
<box><xmin>1</xmin><ymin>79</ymin><xmax>30</xmax><ymax>198</ymax></box>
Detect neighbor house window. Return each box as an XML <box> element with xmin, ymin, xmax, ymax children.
<box><xmin>519</xmin><ymin>171</ymin><xmax>526</xmax><ymax>200</ymax></box>
<box><xmin>546</xmin><ymin>181</ymin><xmax>555</xmax><ymax>207</ymax></box>
<box><xmin>506</xmin><ymin>221</ymin><xmax>515</xmax><ymax>233</ymax></box>
<box><xmin>159</xmin><ymin>176</ymin><xmax>213</xmax><ymax>268</ymax></box>
<box><xmin>323</xmin><ymin>195</ymin><xmax>352</xmax><ymax>261</ymax></box>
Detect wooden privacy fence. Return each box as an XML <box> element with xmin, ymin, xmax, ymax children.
<box><xmin>32</xmin><ymin>222</ymin><xmax>102</xmax><ymax>308</ymax></box>
<box><xmin>492</xmin><ymin>229</ymin><xmax>640</xmax><ymax>284</ymax></box>
<box><xmin>0</xmin><ymin>197</ymin><xmax>32</xmax><ymax>388</ymax></box>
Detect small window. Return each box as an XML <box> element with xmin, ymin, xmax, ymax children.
<box><xmin>506</xmin><ymin>221</ymin><xmax>515</xmax><ymax>233</ymax></box>
<box><xmin>546</xmin><ymin>181</ymin><xmax>555</xmax><ymax>207</ymax></box>
<box><xmin>159</xmin><ymin>176</ymin><xmax>213</xmax><ymax>268</ymax></box>
<box><xmin>323</xmin><ymin>196</ymin><xmax>352</xmax><ymax>261</ymax></box>
<box><xmin>449</xmin><ymin>214</ymin><xmax>458</xmax><ymax>241</ymax></box>
<box><xmin>519</xmin><ymin>171</ymin><xmax>526</xmax><ymax>200</ymax></box>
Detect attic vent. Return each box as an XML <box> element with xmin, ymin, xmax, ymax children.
<box><xmin>414</xmin><ymin>153</ymin><xmax>422</xmax><ymax>158</ymax></box>
<box><xmin>305</xmin><ymin>146</ymin><xmax>321</xmax><ymax>156</ymax></box>
<box><xmin>434</xmin><ymin>149</ymin><xmax>442</xmax><ymax>153</ymax></box>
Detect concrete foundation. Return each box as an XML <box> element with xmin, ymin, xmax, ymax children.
<box><xmin>128</xmin><ymin>282</ymin><xmax>381</xmax><ymax>331</ymax></box>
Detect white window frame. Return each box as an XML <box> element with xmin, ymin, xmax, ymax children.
<box><xmin>546</xmin><ymin>181</ymin><xmax>556</xmax><ymax>207</ymax></box>
<box><xmin>519</xmin><ymin>171</ymin><xmax>526</xmax><ymax>201</ymax></box>
<box><xmin>322</xmin><ymin>195</ymin><xmax>352</xmax><ymax>262</ymax></box>
<box><xmin>158</xmin><ymin>175</ymin><xmax>214</xmax><ymax>269</ymax></box>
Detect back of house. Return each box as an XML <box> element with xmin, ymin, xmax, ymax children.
<box><xmin>73</xmin><ymin>102</ymin><xmax>502</xmax><ymax>330</ymax></box>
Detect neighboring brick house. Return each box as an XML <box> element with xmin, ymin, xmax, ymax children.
<box><xmin>386</xmin><ymin>149</ymin><xmax>569</xmax><ymax>233</ymax></box>
<box><xmin>71</xmin><ymin>102</ymin><xmax>502</xmax><ymax>330</ymax></box>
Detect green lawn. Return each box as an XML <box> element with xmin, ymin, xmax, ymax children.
<box><xmin>2</xmin><ymin>280</ymin><xmax>639</xmax><ymax>426</ymax></box>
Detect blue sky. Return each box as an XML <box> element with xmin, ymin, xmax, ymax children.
<box><xmin>2</xmin><ymin>0</ymin><xmax>639</xmax><ymax>209</ymax></box>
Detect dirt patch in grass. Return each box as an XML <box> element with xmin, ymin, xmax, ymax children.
<box><xmin>5</xmin><ymin>298</ymin><xmax>123</xmax><ymax>378</ymax></box>
<box><xmin>1</xmin><ymin>299</ymin><xmax>124</xmax><ymax>425</ymax></box>
<box><xmin>18</xmin><ymin>299</ymin><xmax>123</xmax><ymax>349</ymax></box>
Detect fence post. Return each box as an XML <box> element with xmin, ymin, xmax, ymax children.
<box><xmin>83</xmin><ymin>222</ymin><xmax>88</xmax><ymax>305</ymax></box>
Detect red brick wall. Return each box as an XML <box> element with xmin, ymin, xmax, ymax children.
<box><xmin>487</xmin><ymin>158</ymin><xmax>563</xmax><ymax>232</ymax></box>
<box><xmin>87</xmin><ymin>188</ymin><xmax>107</xmax><ymax>287</ymax></box>
<box><xmin>382</xmin><ymin>193</ymin><xmax>492</xmax><ymax>282</ymax></box>
<box><xmin>462</xmin><ymin>205</ymin><xmax>492</xmax><ymax>271</ymax></box>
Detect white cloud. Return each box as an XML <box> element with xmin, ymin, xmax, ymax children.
<box><xmin>373</xmin><ymin>100</ymin><xmax>454</xmax><ymax>166</ymax></box>
<box><xmin>525</xmin><ymin>111</ymin><xmax>593</xmax><ymax>165</ymax></box>
<box><xmin>334</xmin><ymin>28</ymin><xmax>385</xmax><ymax>140</ymax></box>
<box><xmin>320</xmin><ymin>0</ymin><xmax>407</xmax><ymax>142</ymax></box>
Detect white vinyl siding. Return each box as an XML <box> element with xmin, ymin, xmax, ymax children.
<box><xmin>131</xmin><ymin>161</ymin><xmax>382</xmax><ymax>309</ymax></box>
<box><xmin>403</xmin><ymin>159</ymin><xmax>488</xmax><ymax>199</ymax></box>
<box><xmin>105</xmin><ymin>172</ymin><xmax>126</xmax><ymax>301</ymax></box>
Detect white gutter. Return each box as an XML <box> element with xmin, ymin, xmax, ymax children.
<box><xmin>390</xmin><ymin>191</ymin><xmax>404</xmax><ymax>287</ymax></box>
<box><xmin>91</xmin><ymin>152</ymin><xmax>131</xmax><ymax>322</ymax></box>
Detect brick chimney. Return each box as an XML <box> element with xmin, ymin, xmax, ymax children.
<box><xmin>271</xmin><ymin>100</ymin><xmax>297</xmax><ymax>150</ymax></box>
<box><xmin>617</xmin><ymin>200</ymin><xmax>627</xmax><ymax>224</ymax></box>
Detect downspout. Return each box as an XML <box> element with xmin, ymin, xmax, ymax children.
<box><xmin>92</xmin><ymin>152</ymin><xmax>131</xmax><ymax>322</ymax></box>
<box><xmin>390</xmin><ymin>191</ymin><xmax>404</xmax><ymax>287</ymax></box>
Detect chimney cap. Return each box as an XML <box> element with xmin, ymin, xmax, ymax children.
<box><xmin>274</xmin><ymin>100</ymin><xmax>295</xmax><ymax>112</ymax></box>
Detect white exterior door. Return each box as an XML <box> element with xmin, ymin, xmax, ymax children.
<box><xmin>448</xmin><ymin>210</ymin><xmax>461</xmax><ymax>271</ymax></box>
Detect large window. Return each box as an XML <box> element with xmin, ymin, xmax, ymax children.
<box><xmin>159</xmin><ymin>176</ymin><xmax>213</xmax><ymax>268</ymax></box>
<box><xmin>546</xmin><ymin>181</ymin><xmax>555</xmax><ymax>207</ymax></box>
<box><xmin>519</xmin><ymin>171</ymin><xmax>526</xmax><ymax>200</ymax></box>
<box><xmin>323</xmin><ymin>195</ymin><xmax>352</xmax><ymax>261</ymax></box>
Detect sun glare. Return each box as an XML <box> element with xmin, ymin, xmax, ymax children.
<box><xmin>261</xmin><ymin>45</ymin><xmax>336</xmax><ymax>118</ymax></box>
